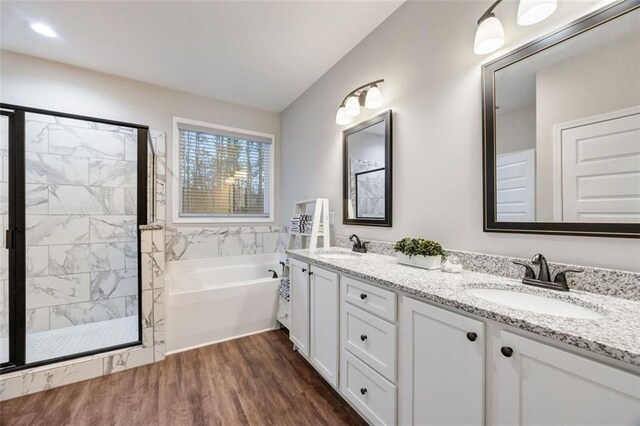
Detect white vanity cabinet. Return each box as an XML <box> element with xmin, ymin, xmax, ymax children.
<box><xmin>494</xmin><ymin>331</ymin><xmax>640</xmax><ymax>426</ymax></box>
<box><xmin>289</xmin><ymin>258</ymin><xmax>310</xmax><ymax>357</ymax></box>
<box><xmin>400</xmin><ymin>297</ymin><xmax>485</xmax><ymax>426</ymax></box>
<box><xmin>310</xmin><ymin>266</ymin><xmax>340</xmax><ymax>387</ymax></box>
<box><xmin>289</xmin><ymin>256</ymin><xmax>640</xmax><ymax>426</ymax></box>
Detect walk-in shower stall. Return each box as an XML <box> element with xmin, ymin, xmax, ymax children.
<box><xmin>0</xmin><ymin>104</ymin><xmax>150</xmax><ymax>372</ymax></box>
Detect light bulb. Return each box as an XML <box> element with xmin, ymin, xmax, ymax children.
<box><xmin>474</xmin><ymin>15</ymin><xmax>505</xmax><ymax>55</ymax></box>
<box><xmin>345</xmin><ymin>96</ymin><xmax>361</xmax><ymax>117</ymax></box>
<box><xmin>335</xmin><ymin>107</ymin><xmax>351</xmax><ymax>125</ymax></box>
<box><xmin>365</xmin><ymin>86</ymin><xmax>382</xmax><ymax>109</ymax></box>
<box><xmin>517</xmin><ymin>0</ymin><xmax>557</xmax><ymax>26</ymax></box>
<box><xmin>30</xmin><ymin>23</ymin><xmax>57</xmax><ymax>38</ymax></box>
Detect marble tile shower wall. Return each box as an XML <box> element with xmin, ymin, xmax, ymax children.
<box><xmin>150</xmin><ymin>130</ymin><xmax>166</xmax><ymax>226</ymax></box>
<box><xmin>21</xmin><ymin>114</ymin><xmax>139</xmax><ymax>332</ymax></box>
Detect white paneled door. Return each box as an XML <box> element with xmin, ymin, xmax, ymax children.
<box><xmin>496</xmin><ymin>149</ymin><xmax>536</xmax><ymax>222</ymax></box>
<box><xmin>556</xmin><ymin>110</ymin><xmax>640</xmax><ymax>222</ymax></box>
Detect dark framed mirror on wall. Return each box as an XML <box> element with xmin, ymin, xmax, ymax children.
<box><xmin>343</xmin><ymin>110</ymin><xmax>392</xmax><ymax>227</ymax></box>
<box><xmin>482</xmin><ymin>0</ymin><xmax>640</xmax><ymax>238</ymax></box>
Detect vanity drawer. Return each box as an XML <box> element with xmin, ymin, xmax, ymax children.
<box><xmin>341</xmin><ymin>349</ymin><xmax>397</xmax><ymax>426</ymax></box>
<box><xmin>342</xmin><ymin>302</ymin><xmax>397</xmax><ymax>382</ymax></box>
<box><xmin>341</xmin><ymin>276</ymin><xmax>396</xmax><ymax>322</ymax></box>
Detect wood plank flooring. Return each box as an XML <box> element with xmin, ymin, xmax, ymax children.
<box><xmin>0</xmin><ymin>329</ymin><xmax>366</xmax><ymax>426</ymax></box>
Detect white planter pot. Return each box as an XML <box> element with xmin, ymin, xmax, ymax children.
<box><xmin>396</xmin><ymin>253</ymin><xmax>442</xmax><ymax>270</ymax></box>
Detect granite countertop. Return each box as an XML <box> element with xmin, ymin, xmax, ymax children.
<box><xmin>287</xmin><ymin>247</ymin><xmax>640</xmax><ymax>367</ymax></box>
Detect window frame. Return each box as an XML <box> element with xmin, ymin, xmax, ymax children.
<box><xmin>172</xmin><ymin>117</ymin><xmax>275</xmax><ymax>224</ymax></box>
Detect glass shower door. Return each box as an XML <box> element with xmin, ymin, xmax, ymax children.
<box><xmin>23</xmin><ymin>112</ymin><xmax>141</xmax><ymax>364</ymax></box>
<box><xmin>0</xmin><ymin>112</ymin><xmax>9</xmax><ymax>365</ymax></box>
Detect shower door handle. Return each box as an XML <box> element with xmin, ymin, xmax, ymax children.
<box><xmin>5</xmin><ymin>229</ymin><xmax>13</xmax><ymax>249</ymax></box>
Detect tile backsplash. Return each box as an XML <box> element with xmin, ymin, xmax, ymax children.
<box><xmin>335</xmin><ymin>235</ymin><xmax>640</xmax><ymax>301</ymax></box>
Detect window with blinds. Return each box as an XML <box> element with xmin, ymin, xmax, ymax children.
<box><xmin>178</xmin><ymin>125</ymin><xmax>272</xmax><ymax>218</ymax></box>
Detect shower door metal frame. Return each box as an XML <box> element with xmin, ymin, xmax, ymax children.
<box><xmin>0</xmin><ymin>103</ymin><xmax>148</xmax><ymax>374</ymax></box>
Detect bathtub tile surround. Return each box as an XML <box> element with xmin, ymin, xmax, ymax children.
<box><xmin>288</xmin><ymin>247</ymin><xmax>640</xmax><ymax>367</ymax></box>
<box><xmin>335</xmin><ymin>236</ymin><xmax>640</xmax><ymax>301</ymax></box>
<box><xmin>165</xmin><ymin>225</ymin><xmax>287</xmax><ymax>261</ymax></box>
<box><xmin>23</xmin><ymin>113</ymin><xmax>139</xmax><ymax>332</ymax></box>
<box><xmin>0</xmin><ymin>226</ymin><xmax>166</xmax><ymax>401</ymax></box>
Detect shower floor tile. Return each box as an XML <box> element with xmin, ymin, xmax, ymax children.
<box><xmin>0</xmin><ymin>316</ymin><xmax>139</xmax><ymax>364</ymax></box>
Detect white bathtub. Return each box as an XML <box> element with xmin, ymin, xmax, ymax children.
<box><xmin>166</xmin><ymin>253</ymin><xmax>284</xmax><ymax>354</ymax></box>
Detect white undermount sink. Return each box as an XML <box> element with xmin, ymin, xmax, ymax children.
<box><xmin>466</xmin><ymin>288</ymin><xmax>604</xmax><ymax>320</ymax></box>
<box><xmin>316</xmin><ymin>252</ymin><xmax>362</xmax><ymax>260</ymax></box>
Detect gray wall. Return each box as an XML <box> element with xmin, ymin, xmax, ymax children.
<box><xmin>0</xmin><ymin>50</ymin><xmax>281</xmax><ymax>228</ymax></box>
<box><xmin>496</xmin><ymin>105</ymin><xmax>536</xmax><ymax>155</ymax></box>
<box><xmin>279</xmin><ymin>1</ymin><xmax>639</xmax><ymax>272</ymax></box>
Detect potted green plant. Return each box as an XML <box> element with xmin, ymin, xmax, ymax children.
<box><xmin>394</xmin><ymin>237</ymin><xmax>445</xmax><ymax>270</ymax></box>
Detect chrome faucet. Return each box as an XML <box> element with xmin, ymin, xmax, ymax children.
<box><xmin>513</xmin><ymin>253</ymin><xmax>583</xmax><ymax>292</ymax></box>
<box><xmin>349</xmin><ymin>234</ymin><xmax>369</xmax><ymax>253</ymax></box>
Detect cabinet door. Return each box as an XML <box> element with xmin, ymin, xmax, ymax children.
<box><xmin>400</xmin><ymin>297</ymin><xmax>484</xmax><ymax>426</ymax></box>
<box><xmin>310</xmin><ymin>266</ymin><xmax>339</xmax><ymax>387</ymax></box>
<box><xmin>495</xmin><ymin>331</ymin><xmax>640</xmax><ymax>426</ymax></box>
<box><xmin>289</xmin><ymin>258</ymin><xmax>310</xmax><ymax>357</ymax></box>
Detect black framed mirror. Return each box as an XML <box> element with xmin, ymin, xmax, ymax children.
<box><xmin>343</xmin><ymin>110</ymin><xmax>392</xmax><ymax>227</ymax></box>
<box><xmin>482</xmin><ymin>0</ymin><xmax>640</xmax><ymax>238</ymax></box>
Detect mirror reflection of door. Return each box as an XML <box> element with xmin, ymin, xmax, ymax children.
<box><xmin>554</xmin><ymin>109</ymin><xmax>640</xmax><ymax>222</ymax></box>
<box><xmin>496</xmin><ymin>149</ymin><xmax>535</xmax><ymax>222</ymax></box>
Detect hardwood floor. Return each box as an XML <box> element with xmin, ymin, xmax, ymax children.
<box><xmin>0</xmin><ymin>329</ymin><xmax>366</xmax><ymax>426</ymax></box>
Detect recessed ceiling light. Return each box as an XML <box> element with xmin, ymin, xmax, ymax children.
<box><xmin>30</xmin><ymin>22</ymin><xmax>57</xmax><ymax>38</ymax></box>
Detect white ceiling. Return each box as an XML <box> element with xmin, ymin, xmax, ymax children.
<box><xmin>0</xmin><ymin>0</ymin><xmax>404</xmax><ymax>112</ymax></box>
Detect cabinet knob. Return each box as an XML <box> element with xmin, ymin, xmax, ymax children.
<box><xmin>302</xmin><ymin>268</ymin><xmax>307</xmax><ymax>273</ymax></box>
<box><xmin>360</xmin><ymin>388</ymin><xmax>367</xmax><ymax>395</ymax></box>
<box><xmin>466</xmin><ymin>332</ymin><xmax>477</xmax><ymax>342</ymax></box>
<box><xmin>308</xmin><ymin>271</ymin><xmax>313</xmax><ymax>276</ymax></box>
<box><xmin>501</xmin><ymin>346</ymin><xmax>514</xmax><ymax>358</ymax></box>
<box><xmin>360</xmin><ymin>293</ymin><xmax>367</xmax><ymax>300</ymax></box>
<box><xmin>360</xmin><ymin>334</ymin><xmax>367</xmax><ymax>342</ymax></box>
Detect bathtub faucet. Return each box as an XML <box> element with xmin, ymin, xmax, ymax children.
<box><xmin>268</xmin><ymin>269</ymin><xmax>279</xmax><ymax>279</ymax></box>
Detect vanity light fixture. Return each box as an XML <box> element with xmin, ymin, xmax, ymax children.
<box><xmin>345</xmin><ymin>95</ymin><xmax>361</xmax><ymax>117</ymax></box>
<box><xmin>474</xmin><ymin>0</ymin><xmax>558</xmax><ymax>55</ymax></box>
<box><xmin>474</xmin><ymin>12</ymin><xmax>505</xmax><ymax>55</ymax></box>
<box><xmin>30</xmin><ymin>22</ymin><xmax>57</xmax><ymax>38</ymax></box>
<box><xmin>335</xmin><ymin>79</ymin><xmax>384</xmax><ymax>125</ymax></box>
<box><xmin>518</xmin><ymin>0</ymin><xmax>558</xmax><ymax>26</ymax></box>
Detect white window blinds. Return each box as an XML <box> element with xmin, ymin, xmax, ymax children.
<box><xmin>178</xmin><ymin>127</ymin><xmax>271</xmax><ymax>217</ymax></box>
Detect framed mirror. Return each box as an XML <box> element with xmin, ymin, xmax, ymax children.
<box><xmin>483</xmin><ymin>1</ymin><xmax>640</xmax><ymax>238</ymax></box>
<box><xmin>343</xmin><ymin>110</ymin><xmax>392</xmax><ymax>227</ymax></box>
